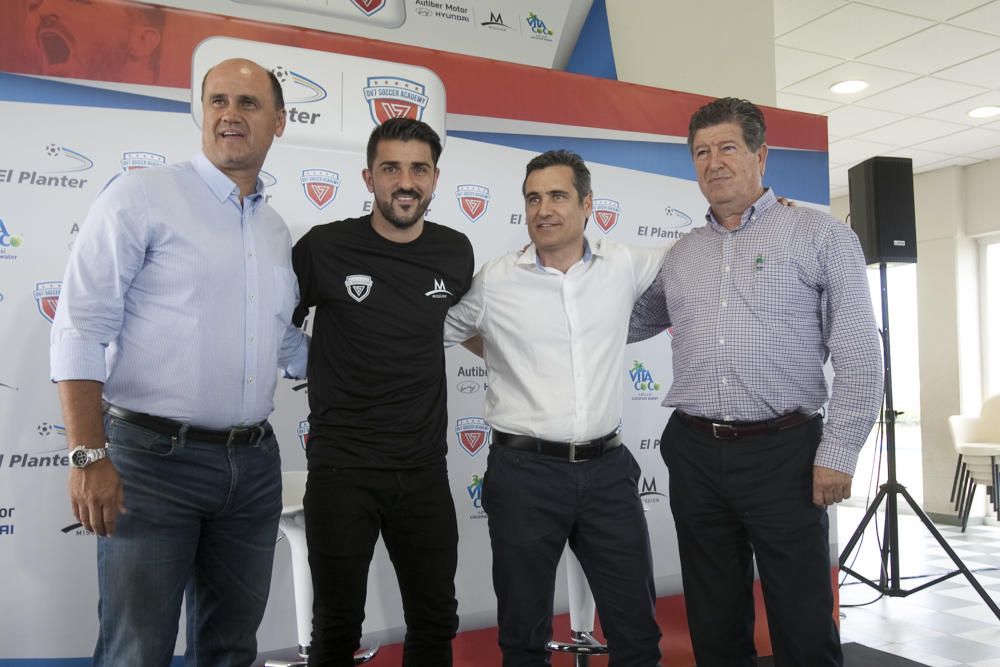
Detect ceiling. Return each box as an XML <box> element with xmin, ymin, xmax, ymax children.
<box><xmin>773</xmin><ymin>0</ymin><xmax>1000</xmax><ymax>200</ymax></box>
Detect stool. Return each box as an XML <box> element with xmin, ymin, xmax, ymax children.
<box><xmin>265</xmin><ymin>471</ymin><xmax>378</xmax><ymax>666</ymax></box>
<box><xmin>546</xmin><ymin>548</ymin><xmax>609</xmax><ymax>666</ymax></box>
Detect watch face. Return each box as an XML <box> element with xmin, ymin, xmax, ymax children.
<box><xmin>71</xmin><ymin>448</ymin><xmax>89</xmax><ymax>468</ymax></box>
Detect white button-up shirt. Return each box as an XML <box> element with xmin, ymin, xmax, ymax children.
<box><xmin>444</xmin><ymin>238</ymin><xmax>664</xmax><ymax>442</ymax></box>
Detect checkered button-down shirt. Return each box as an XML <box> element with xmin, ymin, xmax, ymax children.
<box><xmin>628</xmin><ymin>188</ymin><xmax>883</xmax><ymax>475</ymax></box>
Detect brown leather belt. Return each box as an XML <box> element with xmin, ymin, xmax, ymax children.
<box><xmin>675</xmin><ymin>410</ymin><xmax>815</xmax><ymax>440</ymax></box>
<box><xmin>104</xmin><ymin>402</ymin><xmax>271</xmax><ymax>446</ymax></box>
<box><xmin>492</xmin><ymin>429</ymin><xmax>622</xmax><ymax>462</ymax></box>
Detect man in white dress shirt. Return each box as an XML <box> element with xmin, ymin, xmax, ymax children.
<box><xmin>445</xmin><ymin>150</ymin><xmax>664</xmax><ymax>666</ymax></box>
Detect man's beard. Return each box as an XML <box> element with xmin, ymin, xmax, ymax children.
<box><xmin>375</xmin><ymin>189</ymin><xmax>431</xmax><ymax>230</ymax></box>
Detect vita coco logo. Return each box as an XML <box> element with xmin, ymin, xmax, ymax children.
<box><xmin>0</xmin><ymin>144</ymin><xmax>93</xmax><ymax>190</ymax></box>
<box><xmin>629</xmin><ymin>360</ymin><xmax>662</xmax><ymax>401</ymax></box>
<box><xmin>0</xmin><ymin>218</ymin><xmax>24</xmax><ymax>261</ymax></box>
<box><xmin>526</xmin><ymin>12</ymin><xmax>555</xmax><ymax>40</ymax></box>
<box><xmin>466</xmin><ymin>473</ymin><xmax>486</xmax><ymax>519</ymax></box>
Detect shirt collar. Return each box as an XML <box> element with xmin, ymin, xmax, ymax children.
<box><xmin>516</xmin><ymin>237</ymin><xmax>598</xmax><ymax>269</ymax></box>
<box><xmin>192</xmin><ymin>152</ymin><xmax>265</xmax><ymax>209</ymax></box>
<box><xmin>705</xmin><ymin>188</ymin><xmax>777</xmax><ymax>231</ymax></box>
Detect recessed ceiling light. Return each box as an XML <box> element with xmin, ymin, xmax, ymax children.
<box><xmin>968</xmin><ymin>106</ymin><xmax>1000</xmax><ymax>119</ymax></box>
<box><xmin>830</xmin><ymin>80</ymin><xmax>869</xmax><ymax>94</ymax></box>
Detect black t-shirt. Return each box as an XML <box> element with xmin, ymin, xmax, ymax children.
<box><xmin>292</xmin><ymin>215</ymin><xmax>474</xmax><ymax>470</ymax></box>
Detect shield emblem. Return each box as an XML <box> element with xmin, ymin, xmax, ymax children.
<box><xmin>455</xmin><ymin>417</ymin><xmax>491</xmax><ymax>456</ymax></box>
<box><xmin>364</xmin><ymin>77</ymin><xmax>428</xmax><ymax>125</ymax></box>
<box><xmin>345</xmin><ymin>274</ymin><xmax>373</xmax><ymax>303</ymax></box>
<box><xmin>301</xmin><ymin>169</ymin><xmax>341</xmax><ymax>210</ymax></box>
<box><xmin>33</xmin><ymin>281</ymin><xmax>62</xmax><ymax>323</ymax></box>
<box><xmin>351</xmin><ymin>0</ymin><xmax>386</xmax><ymax>16</ymax></box>
<box><xmin>456</xmin><ymin>184</ymin><xmax>490</xmax><ymax>223</ymax></box>
<box><xmin>120</xmin><ymin>151</ymin><xmax>165</xmax><ymax>172</ymax></box>
<box><xmin>592</xmin><ymin>198</ymin><xmax>621</xmax><ymax>234</ymax></box>
<box><xmin>297</xmin><ymin>419</ymin><xmax>310</xmax><ymax>450</ymax></box>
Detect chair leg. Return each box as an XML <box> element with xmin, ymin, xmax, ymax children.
<box><xmin>957</xmin><ymin>468</ymin><xmax>971</xmax><ymax>514</ymax></box>
<box><xmin>951</xmin><ymin>455</ymin><xmax>964</xmax><ymax>503</ymax></box>
<box><xmin>992</xmin><ymin>456</ymin><xmax>1000</xmax><ymax>521</ymax></box>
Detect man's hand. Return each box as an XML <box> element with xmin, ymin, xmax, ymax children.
<box><xmin>69</xmin><ymin>459</ymin><xmax>126</xmax><ymax>536</ymax></box>
<box><xmin>812</xmin><ymin>465</ymin><xmax>852</xmax><ymax>508</ymax></box>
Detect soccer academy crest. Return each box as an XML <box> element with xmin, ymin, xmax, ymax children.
<box><xmin>363</xmin><ymin>77</ymin><xmax>428</xmax><ymax>125</ymax></box>
<box><xmin>455</xmin><ymin>417</ymin><xmax>491</xmax><ymax>456</ymax></box>
<box><xmin>592</xmin><ymin>198</ymin><xmax>621</xmax><ymax>234</ymax></box>
<box><xmin>33</xmin><ymin>281</ymin><xmax>61</xmax><ymax>323</ymax></box>
<box><xmin>345</xmin><ymin>274</ymin><xmax>373</xmax><ymax>302</ymax></box>
<box><xmin>297</xmin><ymin>419</ymin><xmax>310</xmax><ymax>450</ymax></box>
<box><xmin>301</xmin><ymin>169</ymin><xmax>341</xmax><ymax>210</ymax></box>
<box><xmin>120</xmin><ymin>151</ymin><xmax>165</xmax><ymax>172</ymax></box>
<box><xmin>456</xmin><ymin>184</ymin><xmax>490</xmax><ymax>223</ymax></box>
<box><xmin>351</xmin><ymin>0</ymin><xmax>386</xmax><ymax>16</ymax></box>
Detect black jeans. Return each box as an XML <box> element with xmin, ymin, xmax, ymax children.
<box><xmin>662</xmin><ymin>412</ymin><xmax>842</xmax><ymax>667</ymax></box>
<box><xmin>303</xmin><ymin>464</ymin><xmax>459</xmax><ymax>667</ymax></box>
<box><xmin>483</xmin><ymin>444</ymin><xmax>662</xmax><ymax>667</ymax></box>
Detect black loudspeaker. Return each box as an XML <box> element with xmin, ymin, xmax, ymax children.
<box><xmin>848</xmin><ymin>156</ymin><xmax>917</xmax><ymax>265</ymax></box>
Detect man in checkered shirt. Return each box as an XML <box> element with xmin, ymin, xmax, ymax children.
<box><xmin>629</xmin><ymin>97</ymin><xmax>883</xmax><ymax>667</ymax></box>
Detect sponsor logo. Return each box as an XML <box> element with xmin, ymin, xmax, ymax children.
<box><xmin>637</xmin><ymin>205</ymin><xmax>693</xmax><ymax>239</ymax></box>
<box><xmin>482</xmin><ymin>11</ymin><xmax>515</xmax><ymax>30</ymax></box>
<box><xmin>297</xmin><ymin>419</ymin><xmax>310</xmax><ymax>450</ymax></box>
<box><xmin>592</xmin><ymin>198</ymin><xmax>620</xmax><ymax>234</ymax></box>
<box><xmin>33</xmin><ymin>281</ymin><xmax>62</xmax><ymax>323</ymax></box>
<box><xmin>0</xmin><ymin>144</ymin><xmax>92</xmax><ymax>190</ymax></box>
<box><xmin>629</xmin><ymin>360</ymin><xmax>662</xmax><ymax>401</ymax></box>
<box><xmin>526</xmin><ymin>12</ymin><xmax>554</xmax><ymax>40</ymax></box>
<box><xmin>301</xmin><ymin>169</ymin><xmax>341</xmax><ymax>210</ymax></box>
<box><xmin>0</xmin><ymin>506</ymin><xmax>14</xmax><ymax>536</ymax></box>
<box><xmin>345</xmin><ymin>274</ymin><xmax>373</xmax><ymax>302</ymax></box>
<box><xmin>466</xmin><ymin>473</ymin><xmax>486</xmax><ymax>519</ymax></box>
<box><xmin>413</xmin><ymin>0</ymin><xmax>471</xmax><ymax>24</ymax></box>
<box><xmin>272</xmin><ymin>66</ymin><xmax>328</xmax><ymax>103</ymax></box>
<box><xmin>639</xmin><ymin>476</ymin><xmax>667</xmax><ymax>505</ymax></box>
<box><xmin>60</xmin><ymin>521</ymin><xmax>92</xmax><ymax>536</ymax></box>
<box><xmin>0</xmin><ymin>449</ymin><xmax>71</xmax><ymax>470</ymax></box>
<box><xmin>364</xmin><ymin>77</ymin><xmax>428</xmax><ymax>125</ymax></box>
<box><xmin>456</xmin><ymin>184</ymin><xmax>490</xmax><ymax>222</ymax></box>
<box><xmin>0</xmin><ymin>218</ymin><xmax>23</xmax><ymax>261</ymax></box>
<box><xmin>36</xmin><ymin>422</ymin><xmax>67</xmax><ymax>438</ymax></box>
<box><xmin>425</xmin><ymin>278</ymin><xmax>454</xmax><ymax>299</ymax></box>
<box><xmin>351</xmin><ymin>0</ymin><xmax>386</xmax><ymax>16</ymax></box>
<box><xmin>120</xmin><ymin>151</ymin><xmax>165</xmax><ymax>172</ymax></box>
<box><xmin>0</xmin><ymin>381</ymin><xmax>17</xmax><ymax>391</ymax></box>
<box><xmin>0</xmin><ymin>291</ymin><xmax>4</xmax><ymax>302</ymax></box>
<box><xmin>457</xmin><ymin>365</ymin><xmax>487</xmax><ymax>377</ymax></box>
<box><xmin>260</xmin><ymin>170</ymin><xmax>278</xmax><ymax>188</ymax></box>
<box><xmin>639</xmin><ymin>438</ymin><xmax>660</xmax><ymax>450</ymax></box>
<box><xmin>455</xmin><ymin>416</ymin><xmax>490</xmax><ymax>456</ymax></box>
<box><xmin>456</xmin><ymin>380</ymin><xmax>480</xmax><ymax>394</ymax></box>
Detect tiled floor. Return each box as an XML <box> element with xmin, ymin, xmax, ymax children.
<box><xmin>837</xmin><ymin>504</ymin><xmax>1000</xmax><ymax>666</ymax></box>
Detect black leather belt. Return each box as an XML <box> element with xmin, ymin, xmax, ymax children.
<box><xmin>492</xmin><ymin>429</ymin><xmax>622</xmax><ymax>462</ymax></box>
<box><xmin>103</xmin><ymin>402</ymin><xmax>271</xmax><ymax>446</ymax></box>
<box><xmin>675</xmin><ymin>410</ymin><xmax>815</xmax><ymax>440</ymax></box>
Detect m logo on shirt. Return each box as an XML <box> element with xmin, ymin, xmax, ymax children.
<box><xmin>425</xmin><ymin>278</ymin><xmax>453</xmax><ymax>299</ymax></box>
<box><xmin>455</xmin><ymin>416</ymin><xmax>490</xmax><ymax>456</ymax></box>
<box><xmin>345</xmin><ymin>274</ymin><xmax>373</xmax><ymax>302</ymax></box>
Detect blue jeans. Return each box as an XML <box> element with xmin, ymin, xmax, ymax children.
<box><xmin>94</xmin><ymin>414</ymin><xmax>282</xmax><ymax>667</ymax></box>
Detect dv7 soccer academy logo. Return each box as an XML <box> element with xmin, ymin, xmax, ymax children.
<box><xmin>364</xmin><ymin>77</ymin><xmax>428</xmax><ymax>125</ymax></box>
<box><xmin>456</xmin><ymin>184</ymin><xmax>490</xmax><ymax>223</ymax></box>
<box><xmin>301</xmin><ymin>169</ymin><xmax>341</xmax><ymax>210</ymax></box>
<box><xmin>34</xmin><ymin>281</ymin><xmax>62</xmax><ymax>323</ymax></box>
<box><xmin>592</xmin><ymin>198</ymin><xmax>620</xmax><ymax>234</ymax></box>
<box><xmin>455</xmin><ymin>416</ymin><xmax>490</xmax><ymax>456</ymax></box>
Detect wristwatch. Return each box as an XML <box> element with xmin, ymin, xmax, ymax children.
<box><xmin>69</xmin><ymin>444</ymin><xmax>110</xmax><ymax>469</ymax></box>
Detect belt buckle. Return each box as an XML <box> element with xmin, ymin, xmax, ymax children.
<box><xmin>711</xmin><ymin>422</ymin><xmax>736</xmax><ymax>439</ymax></box>
<box><xmin>225</xmin><ymin>424</ymin><xmax>265</xmax><ymax>446</ymax></box>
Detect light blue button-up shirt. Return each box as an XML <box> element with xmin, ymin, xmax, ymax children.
<box><xmin>51</xmin><ymin>153</ymin><xmax>308</xmax><ymax>429</ymax></box>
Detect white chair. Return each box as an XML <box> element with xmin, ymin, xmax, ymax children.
<box><xmin>265</xmin><ymin>471</ymin><xmax>378</xmax><ymax>667</ymax></box>
<box><xmin>546</xmin><ymin>548</ymin><xmax>609</xmax><ymax>665</ymax></box>
<box><xmin>948</xmin><ymin>394</ymin><xmax>1000</xmax><ymax>531</ymax></box>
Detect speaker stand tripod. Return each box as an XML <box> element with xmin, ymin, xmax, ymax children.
<box><xmin>838</xmin><ymin>262</ymin><xmax>1000</xmax><ymax>621</ymax></box>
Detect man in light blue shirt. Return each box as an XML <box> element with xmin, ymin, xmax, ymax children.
<box><xmin>50</xmin><ymin>58</ymin><xmax>307</xmax><ymax>667</ymax></box>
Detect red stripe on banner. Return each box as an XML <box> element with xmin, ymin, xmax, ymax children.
<box><xmin>0</xmin><ymin>0</ymin><xmax>827</xmax><ymax>151</ymax></box>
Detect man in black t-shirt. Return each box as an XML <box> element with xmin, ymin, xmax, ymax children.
<box><xmin>292</xmin><ymin>118</ymin><xmax>474</xmax><ymax>666</ymax></box>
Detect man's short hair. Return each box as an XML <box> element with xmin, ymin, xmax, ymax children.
<box><xmin>199</xmin><ymin>61</ymin><xmax>285</xmax><ymax>111</ymax></box>
<box><xmin>687</xmin><ymin>97</ymin><xmax>767</xmax><ymax>153</ymax></box>
<box><xmin>366</xmin><ymin>118</ymin><xmax>443</xmax><ymax>168</ymax></box>
<box><xmin>522</xmin><ymin>149</ymin><xmax>592</xmax><ymax>202</ymax></box>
